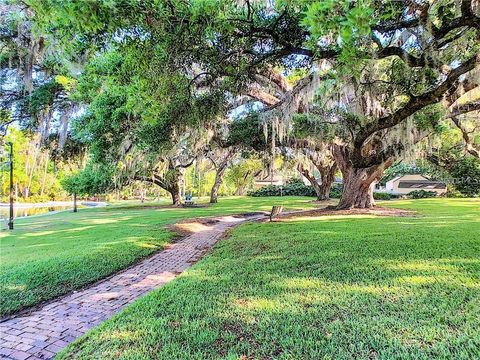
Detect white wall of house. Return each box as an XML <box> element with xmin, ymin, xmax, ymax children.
<box><xmin>384</xmin><ymin>174</ymin><xmax>447</xmax><ymax>195</ymax></box>
<box><xmin>252</xmin><ymin>175</ymin><xmax>284</xmax><ymax>189</ymax></box>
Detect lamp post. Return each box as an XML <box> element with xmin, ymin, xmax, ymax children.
<box><xmin>6</xmin><ymin>142</ymin><xmax>13</xmax><ymax>230</ymax></box>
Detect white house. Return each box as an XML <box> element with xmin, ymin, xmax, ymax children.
<box><xmin>252</xmin><ymin>173</ymin><xmax>284</xmax><ymax>189</ymax></box>
<box><xmin>380</xmin><ymin>174</ymin><xmax>447</xmax><ymax>195</ymax></box>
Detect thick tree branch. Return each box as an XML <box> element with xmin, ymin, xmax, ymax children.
<box><xmin>356</xmin><ymin>53</ymin><xmax>480</xmax><ymax>147</ymax></box>
<box><xmin>451</xmin><ymin>116</ymin><xmax>480</xmax><ymax>158</ymax></box>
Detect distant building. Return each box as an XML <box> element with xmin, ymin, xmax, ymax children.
<box><xmin>253</xmin><ymin>173</ymin><xmax>284</xmax><ymax>189</ymax></box>
<box><xmin>377</xmin><ymin>174</ymin><xmax>447</xmax><ymax>195</ymax></box>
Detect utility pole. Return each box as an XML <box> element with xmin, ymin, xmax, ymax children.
<box><xmin>7</xmin><ymin>142</ymin><xmax>13</xmax><ymax>230</ymax></box>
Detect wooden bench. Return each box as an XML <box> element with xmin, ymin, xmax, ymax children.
<box><xmin>270</xmin><ymin>205</ymin><xmax>283</xmax><ymax>222</ymax></box>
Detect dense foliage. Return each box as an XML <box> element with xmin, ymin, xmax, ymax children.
<box><xmin>448</xmin><ymin>156</ymin><xmax>480</xmax><ymax>196</ymax></box>
<box><xmin>248</xmin><ymin>178</ymin><xmax>342</xmax><ymax>198</ymax></box>
<box><xmin>1</xmin><ymin>1</ymin><xmax>479</xmax><ymax>206</ymax></box>
<box><xmin>407</xmin><ymin>190</ymin><xmax>439</xmax><ymax>199</ymax></box>
<box><xmin>0</xmin><ymin>128</ymin><xmax>80</xmax><ymax>202</ymax></box>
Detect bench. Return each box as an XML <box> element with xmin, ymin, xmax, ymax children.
<box><xmin>184</xmin><ymin>195</ymin><xmax>195</xmax><ymax>206</ymax></box>
<box><xmin>270</xmin><ymin>205</ymin><xmax>283</xmax><ymax>222</ymax></box>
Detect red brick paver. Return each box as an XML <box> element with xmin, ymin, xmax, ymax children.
<box><xmin>0</xmin><ymin>215</ymin><xmax>260</xmax><ymax>359</ymax></box>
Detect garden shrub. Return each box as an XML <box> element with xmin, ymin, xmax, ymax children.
<box><xmin>329</xmin><ymin>184</ymin><xmax>342</xmax><ymax>199</ymax></box>
<box><xmin>446</xmin><ymin>186</ymin><xmax>465</xmax><ymax>198</ymax></box>
<box><xmin>448</xmin><ymin>156</ymin><xmax>480</xmax><ymax>197</ymax></box>
<box><xmin>408</xmin><ymin>190</ymin><xmax>438</xmax><ymax>199</ymax></box>
<box><xmin>373</xmin><ymin>192</ymin><xmax>391</xmax><ymax>200</ymax></box>
<box><xmin>248</xmin><ymin>178</ymin><xmax>342</xmax><ymax>198</ymax></box>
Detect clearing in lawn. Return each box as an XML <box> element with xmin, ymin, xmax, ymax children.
<box><xmin>59</xmin><ymin>198</ymin><xmax>479</xmax><ymax>359</ymax></box>
<box><xmin>0</xmin><ymin>196</ymin><xmax>315</xmax><ymax>317</ymax></box>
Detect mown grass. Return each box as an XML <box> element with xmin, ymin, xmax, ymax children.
<box><xmin>0</xmin><ymin>196</ymin><xmax>314</xmax><ymax>317</ymax></box>
<box><xmin>60</xmin><ymin>198</ymin><xmax>480</xmax><ymax>359</ymax></box>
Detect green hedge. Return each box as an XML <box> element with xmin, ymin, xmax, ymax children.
<box><xmin>248</xmin><ymin>178</ymin><xmax>342</xmax><ymax>198</ymax></box>
<box><xmin>407</xmin><ymin>190</ymin><xmax>438</xmax><ymax>198</ymax></box>
<box><xmin>373</xmin><ymin>192</ymin><xmax>392</xmax><ymax>200</ymax></box>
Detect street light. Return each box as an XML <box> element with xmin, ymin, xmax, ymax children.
<box><xmin>6</xmin><ymin>142</ymin><xmax>13</xmax><ymax>230</ymax></box>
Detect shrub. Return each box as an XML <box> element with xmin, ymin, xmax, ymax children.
<box><xmin>248</xmin><ymin>179</ymin><xmax>342</xmax><ymax>199</ymax></box>
<box><xmin>248</xmin><ymin>182</ymin><xmax>316</xmax><ymax>197</ymax></box>
<box><xmin>448</xmin><ymin>156</ymin><xmax>480</xmax><ymax>197</ymax></box>
<box><xmin>446</xmin><ymin>186</ymin><xmax>465</xmax><ymax>198</ymax></box>
<box><xmin>329</xmin><ymin>183</ymin><xmax>342</xmax><ymax>199</ymax></box>
<box><xmin>408</xmin><ymin>190</ymin><xmax>438</xmax><ymax>199</ymax></box>
<box><xmin>373</xmin><ymin>192</ymin><xmax>391</xmax><ymax>200</ymax></box>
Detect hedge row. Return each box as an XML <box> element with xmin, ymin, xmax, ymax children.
<box><xmin>248</xmin><ymin>179</ymin><xmax>440</xmax><ymax>200</ymax></box>
<box><xmin>247</xmin><ymin>179</ymin><xmax>342</xmax><ymax>198</ymax></box>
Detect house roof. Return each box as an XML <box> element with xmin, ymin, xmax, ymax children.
<box><xmin>387</xmin><ymin>174</ymin><xmax>434</xmax><ymax>184</ymax></box>
<box><xmin>398</xmin><ymin>180</ymin><xmax>446</xmax><ymax>189</ymax></box>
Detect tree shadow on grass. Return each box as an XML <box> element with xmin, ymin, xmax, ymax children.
<box><xmin>62</xmin><ymin>210</ymin><xmax>480</xmax><ymax>359</ymax></box>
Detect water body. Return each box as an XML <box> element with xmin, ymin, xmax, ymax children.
<box><xmin>0</xmin><ymin>202</ymin><xmax>105</xmax><ymax>219</ymax></box>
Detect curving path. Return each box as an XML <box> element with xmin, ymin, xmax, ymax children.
<box><xmin>0</xmin><ymin>214</ymin><xmax>262</xmax><ymax>360</ymax></box>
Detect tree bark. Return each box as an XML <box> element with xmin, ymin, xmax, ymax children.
<box><xmin>297</xmin><ymin>163</ymin><xmax>323</xmax><ymax>200</ymax></box>
<box><xmin>337</xmin><ymin>167</ymin><xmax>376</xmax><ymax>209</ymax></box>
<box><xmin>166</xmin><ymin>168</ymin><xmax>183</xmax><ymax>206</ymax></box>
<box><xmin>333</xmin><ymin>144</ymin><xmax>393</xmax><ymax>209</ymax></box>
<box><xmin>208</xmin><ymin>148</ymin><xmax>234</xmax><ymax>204</ymax></box>
<box><xmin>169</xmin><ymin>184</ymin><xmax>182</xmax><ymax>206</ymax></box>
<box><xmin>134</xmin><ymin>166</ymin><xmax>183</xmax><ymax>206</ymax></box>
<box><xmin>210</xmin><ymin>163</ymin><xmax>228</xmax><ymax>203</ymax></box>
<box><xmin>298</xmin><ymin>156</ymin><xmax>337</xmax><ymax>201</ymax></box>
<box><xmin>315</xmin><ymin>163</ymin><xmax>337</xmax><ymax>201</ymax></box>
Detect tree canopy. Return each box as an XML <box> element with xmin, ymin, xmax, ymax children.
<box><xmin>2</xmin><ymin>0</ymin><xmax>479</xmax><ymax>207</ymax></box>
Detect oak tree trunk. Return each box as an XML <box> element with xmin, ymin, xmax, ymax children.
<box><xmin>297</xmin><ymin>163</ymin><xmax>323</xmax><ymax>200</ymax></box>
<box><xmin>170</xmin><ymin>187</ymin><xmax>182</xmax><ymax>206</ymax></box>
<box><xmin>333</xmin><ymin>144</ymin><xmax>393</xmax><ymax>210</ymax></box>
<box><xmin>167</xmin><ymin>171</ymin><xmax>182</xmax><ymax>206</ymax></box>
<box><xmin>316</xmin><ymin>163</ymin><xmax>337</xmax><ymax>201</ymax></box>
<box><xmin>210</xmin><ymin>164</ymin><xmax>228</xmax><ymax>203</ymax></box>
<box><xmin>299</xmin><ymin>161</ymin><xmax>337</xmax><ymax>201</ymax></box>
<box><xmin>336</xmin><ymin>168</ymin><xmax>375</xmax><ymax>209</ymax></box>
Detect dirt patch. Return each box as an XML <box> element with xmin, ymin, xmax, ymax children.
<box><xmin>276</xmin><ymin>206</ymin><xmax>417</xmax><ymax>221</ymax></box>
<box><xmin>166</xmin><ymin>218</ymin><xmax>220</xmax><ymax>238</ymax></box>
<box><xmin>166</xmin><ymin>212</ymin><xmax>266</xmax><ymax>237</ymax></box>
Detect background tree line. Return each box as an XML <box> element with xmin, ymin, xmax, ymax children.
<box><xmin>1</xmin><ymin>0</ymin><xmax>479</xmax><ymax>206</ymax></box>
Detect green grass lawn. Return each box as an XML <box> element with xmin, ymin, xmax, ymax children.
<box><xmin>59</xmin><ymin>198</ymin><xmax>480</xmax><ymax>359</ymax></box>
<box><xmin>0</xmin><ymin>196</ymin><xmax>314</xmax><ymax>317</ymax></box>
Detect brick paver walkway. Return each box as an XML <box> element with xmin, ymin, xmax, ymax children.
<box><xmin>0</xmin><ymin>214</ymin><xmax>261</xmax><ymax>360</ymax></box>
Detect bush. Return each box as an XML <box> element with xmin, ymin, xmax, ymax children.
<box><xmin>373</xmin><ymin>192</ymin><xmax>391</xmax><ymax>200</ymax></box>
<box><xmin>446</xmin><ymin>186</ymin><xmax>465</xmax><ymax>198</ymax></box>
<box><xmin>248</xmin><ymin>178</ymin><xmax>342</xmax><ymax>199</ymax></box>
<box><xmin>329</xmin><ymin>184</ymin><xmax>342</xmax><ymax>199</ymax></box>
<box><xmin>408</xmin><ymin>190</ymin><xmax>438</xmax><ymax>199</ymax></box>
<box><xmin>248</xmin><ymin>182</ymin><xmax>316</xmax><ymax>197</ymax></box>
<box><xmin>448</xmin><ymin>156</ymin><xmax>480</xmax><ymax>197</ymax></box>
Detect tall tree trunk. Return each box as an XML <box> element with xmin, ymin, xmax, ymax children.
<box><xmin>333</xmin><ymin>144</ymin><xmax>392</xmax><ymax>209</ymax></box>
<box><xmin>166</xmin><ymin>169</ymin><xmax>183</xmax><ymax>206</ymax></box>
<box><xmin>40</xmin><ymin>153</ymin><xmax>49</xmax><ymax>197</ymax></box>
<box><xmin>297</xmin><ymin>163</ymin><xmax>323</xmax><ymax>200</ymax></box>
<box><xmin>315</xmin><ymin>163</ymin><xmax>337</xmax><ymax>201</ymax></box>
<box><xmin>207</xmin><ymin>148</ymin><xmax>235</xmax><ymax>203</ymax></box>
<box><xmin>210</xmin><ymin>164</ymin><xmax>228</xmax><ymax>203</ymax></box>
<box><xmin>298</xmin><ymin>159</ymin><xmax>337</xmax><ymax>201</ymax></box>
<box><xmin>337</xmin><ymin>167</ymin><xmax>376</xmax><ymax>209</ymax></box>
<box><xmin>169</xmin><ymin>185</ymin><xmax>182</xmax><ymax>206</ymax></box>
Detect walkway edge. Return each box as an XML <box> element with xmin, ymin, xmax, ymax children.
<box><xmin>0</xmin><ymin>214</ymin><xmax>263</xmax><ymax>360</ymax></box>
